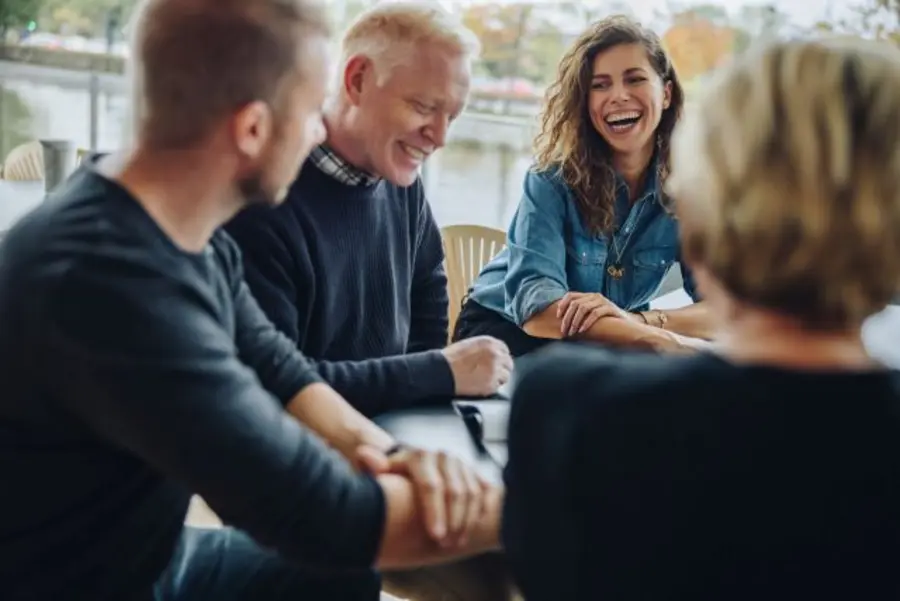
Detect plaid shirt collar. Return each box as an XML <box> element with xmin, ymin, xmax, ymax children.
<box><xmin>309</xmin><ymin>144</ymin><xmax>380</xmax><ymax>187</ymax></box>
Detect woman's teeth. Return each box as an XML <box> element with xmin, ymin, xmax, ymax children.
<box><xmin>605</xmin><ymin>111</ymin><xmax>642</xmax><ymax>133</ymax></box>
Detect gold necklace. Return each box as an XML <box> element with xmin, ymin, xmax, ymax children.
<box><xmin>606</xmin><ymin>199</ymin><xmax>647</xmax><ymax>280</ymax></box>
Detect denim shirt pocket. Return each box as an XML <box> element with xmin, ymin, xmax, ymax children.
<box><xmin>565</xmin><ymin>233</ymin><xmax>609</xmax><ymax>293</ymax></box>
<box><xmin>630</xmin><ymin>246</ymin><xmax>677</xmax><ymax>306</ymax></box>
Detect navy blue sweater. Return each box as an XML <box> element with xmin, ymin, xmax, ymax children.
<box><xmin>226</xmin><ymin>162</ymin><xmax>454</xmax><ymax>415</ymax></box>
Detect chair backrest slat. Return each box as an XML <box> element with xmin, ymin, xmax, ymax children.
<box><xmin>440</xmin><ymin>224</ymin><xmax>507</xmax><ymax>339</ymax></box>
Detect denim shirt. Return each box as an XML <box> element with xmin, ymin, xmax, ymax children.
<box><xmin>467</xmin><ymin>166</ymin><xmax>700</xmax><ymax>327</ymax></box>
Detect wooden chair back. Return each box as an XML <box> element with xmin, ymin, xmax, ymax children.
<box><xmin>2</xmin><ymin>141</ymin><xmax>43</xmax><ymax>181</ymax></box>
<box><xmin>441</xmin><ymin>224</ymin><xmax>507</xmax><ymax>336</ymax></box>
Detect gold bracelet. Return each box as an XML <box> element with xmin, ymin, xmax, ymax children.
<box><xmin>656</xmin><ymin>310</ymin><xmax>668</xmax><ymax>329</ymax></box>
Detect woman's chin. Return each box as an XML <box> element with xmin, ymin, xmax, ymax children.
<box><xmin>600</xmin><ymin>128</ymin><xmax>656</xmax><ymax>159</ymax></box>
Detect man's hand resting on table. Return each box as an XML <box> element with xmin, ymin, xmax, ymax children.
<box><xmin>357</xmin><ymin>445</ymin><xmax>499</xmax><ymax>548</ymax></box>
<box><xmin>441</xmin><ymin>336</ymin><xmax>513</xmax><ymax>397</ymax></box>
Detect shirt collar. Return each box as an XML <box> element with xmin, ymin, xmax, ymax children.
<box><xmin>309</xmin><ymin>144</ymin><xmax>380</xmax><ymax>187</ymax></box>
<box><xmin>614</xmin><ymin>156</ymin><xmax>660</xmax><ymax>204</ymax></box>
<box><xmin>612</xmin><ymin>157</ymin><xmax>661</xmax><ymax>231</ymax></box>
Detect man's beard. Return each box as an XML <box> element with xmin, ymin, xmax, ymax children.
<box><xmin>237</xmin><ymin>168</ymin><xmax>283</xmax><ymax>207</ymax></box>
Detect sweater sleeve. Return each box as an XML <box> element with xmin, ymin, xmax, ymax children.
<box><xmin>225</xmin><ymin>206</ymin><xmax>304</xmax><ymax>343</ymax></box>
<box><xmin>41</xmin><ymin>256</ymin><xmax>386</xmax><ymax>571</ymax></box>
<box><xmin>225</xmin><ymin>209</ymin><xmax>455</xmax><ymax>414</ymax></box>
<box><xmin>408</xmin><ymin>186</ymin><xmax>450</xmax><ymax>352</ymax></box>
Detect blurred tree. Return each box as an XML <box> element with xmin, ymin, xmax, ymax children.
<box><xmin>663</xmin><ymin>9</ymin><xmax>736</xmax><ymax>81</ymax></box>
<box><xmin>814</xmin><ymin>0</ymin><xmax>900</xmax><ymax>44</ymax></box>
<box><xmin>728</xmin><ymin>4</ymin><xmax>791</xmax><ymax>53</ymax></box>
<box><xmin>47</xmin><ymin>6</ymin><xmax>92</xmax><ymax>36</ymax></box>
<box><xmin>560</xmin><ymin>0</ymin><xmax>635</xmax><ymax>27</ymax></box>
<box><xmin>518</xmin><ymin>9</ymin><xmax>568</xmax><ymax>84</ymax></box>
<box><xmin>39</xmin><ymin>0</ymin><xmax>138</xmax><ymax>37</ymax></box>
<box><xmin>0</xmin><ymin>0</ymin><xmax>41</xmax><ymax>40</ymax></box>
<box><xmin>682</xmin><ymin>3</ymin><xmax>729</xmax><ymax>23</ymax></box>
<box><xmin>462</xmin><ymin>3</ymin><xmax>533</xmax><ymax>81</ymax></box>
<box><xmin>0</xmin><ymin>87</ymin><xmax>34</xmax><ymax>161</ymax></box>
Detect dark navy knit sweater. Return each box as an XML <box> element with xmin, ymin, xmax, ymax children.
<box><xmin>0</xmin><ymin>166</ymin><xmax>385</xmax><ymax>599</ymax></box>
<box><xmin>225</xmin><ymin>162</ymin><xmax>454</xmax><ymax>415</ymax></box>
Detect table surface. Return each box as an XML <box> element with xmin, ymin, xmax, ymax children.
<box><xmin>0</xmin><ymin>180</ymin><xmax>45</xmax><ymax>234</ymax></box>
<box><xmin>374</xmin><ymin>405</ymin><xmax>503</xmax><ymax>484</ymax></box>
<box><xmin>376</xmin><ymin>303</ymin><xmax>900</xmax><ymax>484</ymax></box>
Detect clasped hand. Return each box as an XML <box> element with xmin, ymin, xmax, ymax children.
<box><xmin>357</xmin><ymin>445</ymin><xmax>497</xmax><ymax>548</ymax></box>
<box><xmin>556</xmin><ymin>291</ymin><xmax>636</xmax><ymax>337</ymax></box>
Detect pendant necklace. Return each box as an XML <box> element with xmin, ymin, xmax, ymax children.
<box><xmin>606</xmin><ymin>199</ymin><xmax>647</xmax><ymax>280</ymax></box>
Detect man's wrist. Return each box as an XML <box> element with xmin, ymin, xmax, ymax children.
<box><xmin>431</xmin><ymin>348</ymin><xmax>459</xmax><ymax>396</ymax></box>
<box><xmin>343</xmin><ymin>416</ymin><xmax>396</xmax><ymax>457</ymax></box>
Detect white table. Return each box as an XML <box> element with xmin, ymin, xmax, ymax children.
<box><xmin>0</xmin><ymin>180</ymin><xmax>45</xmax><ymax>235</ymax></box>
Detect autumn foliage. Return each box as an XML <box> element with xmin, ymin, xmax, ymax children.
<box><xmin>663</xmin><ymin>11</ymin><xmax>736</xmax><ymax>82</ymax></box>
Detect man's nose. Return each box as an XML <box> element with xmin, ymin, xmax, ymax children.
<box><xmin>424</xmin><ymin>115</ymin><xmax>450</xmax><ymax>149</ymax></box>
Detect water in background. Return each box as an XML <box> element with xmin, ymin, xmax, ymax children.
<box><xmin>0</xmin><ymin>63</ymin><xmax>531</xmax><ymax>233</ymax></box>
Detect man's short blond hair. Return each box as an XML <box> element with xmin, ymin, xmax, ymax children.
<box><xmin>340</xmin><ymin>1</ymin><xmax>480</xmax><ymax>85</ymax></box>
<box><xmin>127</xmin><ymin>0</ymin><xmax>330</xmax><ymax>150</ymax></box>
<box><xmin>667</xmin><ymin>38</ymin><xmax>900</xmax><ymax>329</ymax></box>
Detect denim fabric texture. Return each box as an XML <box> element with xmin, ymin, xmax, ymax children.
<box><xmin>467</xmin><ymin>165</ymin><xmax>700</xmax><ymax>326</ymax></box>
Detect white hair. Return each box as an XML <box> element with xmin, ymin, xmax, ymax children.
<box><xmin>340</xmin><ymin>1</ymin><xmax>480</xmax><ymax>86</ymax></box>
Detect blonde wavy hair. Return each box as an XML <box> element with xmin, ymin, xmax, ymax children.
<box><xmin>534</xmin><ymin>15</ymin><xmax>684</xmax><ymax>235</ymax></box>
<box><xmin>667</xmin><ymin>38</ymin><xmax>900</xmax><ymax>329</ymax></box>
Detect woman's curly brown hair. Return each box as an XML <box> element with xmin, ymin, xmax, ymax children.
<box><xmin>533</xmin><ymin>15</ymin><xmax>684</xmax><ymax>235</ymax></box>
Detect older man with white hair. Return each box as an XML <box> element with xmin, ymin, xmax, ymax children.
<box><xmin>226</xmin><ymin>2</ymin><xmax>513</xmax><ymax>417</ymax></box>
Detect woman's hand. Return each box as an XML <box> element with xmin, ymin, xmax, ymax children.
<box><xmin>556</xmin><ymin>292</ymin><xmax>638</xmax><ymax>337</ymax></box>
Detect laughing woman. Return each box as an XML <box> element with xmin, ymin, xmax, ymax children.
<box><xmin>452</xmin><ymin>16</ymin><xmax>714</xmax><ymax>357</ymax></box>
